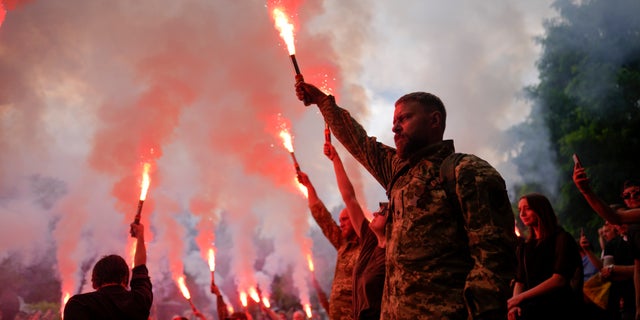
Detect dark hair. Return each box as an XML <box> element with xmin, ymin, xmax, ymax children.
<box><xmin>395</xmin><ymin>92</ymin><xmax>447</xmax><ymax>127</ymax></box>
<box><xmin>519</xmin><ymin>193</ymin><xmax>559</xmax><ymax>242</ymax></box>
<box><xmin>91</xmin><ymin>254</ymin><xmax>129</xmax><ymax>289</ymax></box>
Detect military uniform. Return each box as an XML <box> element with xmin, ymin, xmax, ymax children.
<box><xmin>316</xmin><ymin>95</ymin><xmax>516</xmax><ymax>319</ymax></box>
<box><xmin>309</xmin><ymin>202</ymin><xmax>360</xmax><ymax>320</ymax></box>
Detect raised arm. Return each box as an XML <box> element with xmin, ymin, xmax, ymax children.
<box><xmin>573</xmin><ymin>165</ymin><xmax>640</xmax><ymax>224</ymax></box>
<box><xmin>295</xmin><ymin>79</ymin><xmax>396</xmax><ymax>189</ymax></box>
<box><xmin>297</xmin><ymin>171</ymin><xmax>342</xmax><ymax>249</ymax></box>
<box><xmin>130</xmin><ymin>223</ymin><xmax>146</xmax><ymax>267</ymax></box>
<box><xmin>324</xmin><ymin>142</ymin><xmax>366</xmax><ymax>237</ymax></box>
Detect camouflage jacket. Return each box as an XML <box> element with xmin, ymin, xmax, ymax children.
<box><xmin>317</xmin><ymin>95</ymin><xmax>516</xmax><ymax>319</ymax></box>
<box><xmin>309</xmin><ymin>202</ymin><xmax>361</xmax><ymax>320</ymax></box>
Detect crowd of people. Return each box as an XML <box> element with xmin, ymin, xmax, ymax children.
<box><xmin>55</xmin><ymin>78</ymin><xmax>638</xmax><ymax>320</ymax></box>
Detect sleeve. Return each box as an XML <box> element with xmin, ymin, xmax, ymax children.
<box><xmin>130</xmin><ymin>265</ymin><xmax>153</xmax><ymax>313</ymax></box>
<box><xmin>217</xmin><ymin>295</ymin><xmax>229</xmax><ymax>320</ymax></box>
<box><xmin>456</xmin><ymin>155</ymin><xmax>518</xmax><ymax>319</ymax></box>
<box><xmin>309</xmin><ymin>202</ymin><xmax>343</xmax><ymax>249</ymax></box>
<box><xmin>317</xmin><ymin>95</ymin><xmax>397</xmax><ymax>190</ymax></box>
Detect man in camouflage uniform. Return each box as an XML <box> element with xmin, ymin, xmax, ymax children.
<box><xmin>295</xmin><ymin>80</ymin><xmax>517</xmax><ymax>319</ymax></box>
<box><xmin>298</xmin><ymin>171</ymin><xmax>360</xmax><ymax>320</ymax></box>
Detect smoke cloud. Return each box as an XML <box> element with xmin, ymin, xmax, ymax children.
<box><xmin>0</xmin><ymin>0</ymin><xmax>556</xmax><ymax>316</ymax></box>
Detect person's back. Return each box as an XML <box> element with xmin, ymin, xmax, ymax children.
<box><xmin>384</xmin><ymin>150</ymin><xmax>515</xmax><ymax>318</ymax></box>
<box><xmin>63</xmin><ymin>224</ymin><xmax>152</xmax><ymax>320</ymax></box>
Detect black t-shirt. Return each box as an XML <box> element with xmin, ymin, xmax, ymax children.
<box><xmin>352</xmin><ymin>221</ymin><xmax>385</xmax><ymax>320</ymax></box>
<box><xmin>514</xmin><ymin>228</ymin><xmax>582</xmax><ymax>319</ymax></box>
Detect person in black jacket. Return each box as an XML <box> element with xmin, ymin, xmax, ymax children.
<box><xmin>63</xmin><ymin>223</ymin><xmax>152</xmax><ymax>320</ymax></box>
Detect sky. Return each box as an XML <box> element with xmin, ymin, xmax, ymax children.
<box><xmin>0</xmin><ymin>0</ymin><xmax>557</xmax><ymax>316</ymax></box>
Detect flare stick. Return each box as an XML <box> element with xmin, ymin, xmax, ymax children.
<box><xmin>290</xmin><ymin>152</ymin><xmax>301</xmax><ymax>173</ymax></box>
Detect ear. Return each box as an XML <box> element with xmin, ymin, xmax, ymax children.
<box><xmin>430</xmin><ymin>111</ymin><xmax>443</xmax><ymax>129</ymax></box>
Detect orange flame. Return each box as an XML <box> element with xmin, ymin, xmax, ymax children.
<box><xmin>262</xmin><ymin>296</ymin><xmax>271</xmax><ymax>308</ymax></box>
<box><xmin>139</xmin><ymin>162</ymin><xmax>151</xmax><ymax>201</ymax></box>
<box><xmin>306</xmin><ymin>254</ymin><xmax>314</xmax><ymax>272</ymax></box>
<box><xmin>279</xmin><ymin>129</ymin><xmax>294</xmax><ymax>153</ymax></box>
<box><xmin>515</xmin><ymin>226</ymin><xmax>521</xmax><ymax>237</ymax></box>
<box><xmin>272</xmin><ymin>8</ymin><xmax>296</xmax><ymax>55</ymax></box>
<box><xmin>208</xmin><ymin>248</ymin><xmax>216</xmax><ymax>272</ymax></box>
<box><xmin>227</xmin><ymin>305</ymin><xmax>235</xmax><ymax>314</ymax></box>
<box><xmin>177</xmin><ymin>276</ymin><xmax>191</xmax><ymax>300</ymax></box>
<box><xmin>60</xmin><ymin>292</ymin><xmax>71</xmax><ymax>317</ymax></box>
<box><xmin>240</xmin><ymin>291</ymin><xmax>248</xmax><ymax>307</ymax></box>
<box><xmin>304</xmin><ymin>303</ymin><xmax>312</xmax><ymax>318</ymax></box>
<box><xmin>248</xmin><ymin>286</ymin><xmax>260</xmax><ymax>303</ymax></box>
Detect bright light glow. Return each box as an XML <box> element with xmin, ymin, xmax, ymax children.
<box><xmin>208</xmin><ymin>248</ymin><xmax>216</xmax><ymax>272</ymax></box>
<box><xmin>177</xmin><ymin>276</ymin><xmax>191</xmax><ymax>300</ymax></box>
<box><xmin>279</xmin><ymin>129</ymin><xmax>294</xmax><ymax>152</ymax></box>
<box><xmin>515</xmin><ymin>226</ymin><xmax>521</xmax><ymax>237</ymax></box>
<box><xmin>296</xmin><ymin>177</ymin><xmax>308</xmax><ymax>198</ymax></box>
<box><xmin>248</xmin><ymin>286</ymin><xmax>260</xmax><ymax>303</ymax></box>
<box><xmin>139</xmin><ymin>162</ymin><xmax>151</xmax><ymax>201</ymax></box>
<box><xmin>227</xmin><ymin>305</ymin><xmax>234</xmax><ymax>314</ymax></box>
<box><xmin>304</xmin><ymin>303</ymin><xmax>312</xmax><ymax>318</ymax></box>
<box><xmin>306</xmin><ymin>254</ymin><xmax>314</xmax><ymax>272</ymax></box>
<box><xmin>262</xmin><ymin>296</ymin><xmax>271</xmax><ymax>308</ymax></box>
<box><xmin>60</xmin><ymin>292</ymin><xmax>71</xmax><ymax>318</ymax></box>
<box><xmin>240</xmin><ymin>291</ymin><xmax>248</xmax><ymax>307</ymax></box>
<box><xmin>272</xmin><ymin>8</ymin><xmax>295</xmax><ymax>55</ymax></box>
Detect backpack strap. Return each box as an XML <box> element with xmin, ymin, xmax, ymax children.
<box><xmin>439</xmin><ymin>152</ymin><xmax>467</xmax><ymax>212</ymax></box>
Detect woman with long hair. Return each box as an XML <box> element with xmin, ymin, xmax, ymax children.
<box><xmin>507</xmin><ymin>193</ymin><xmax>582</xmax><ymax>320</ymax></box>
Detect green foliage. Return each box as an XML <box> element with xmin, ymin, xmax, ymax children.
<box><xmin>515</xmin><ymin>0</ymin><xmax>640</xmax><ymax>234</ymax></box>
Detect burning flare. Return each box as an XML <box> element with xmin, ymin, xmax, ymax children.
<box><xmin>60</xmin><ymin>292</ymin><xmax>71</xmax><ymax>317</ymax></box>
<box><xmin>208</xmin><ymin>247</ymin><xmax>216</xmax><ymax>272</ymax></box>
<box><xmin>306</xmin><ymin>254</ymin><xmax>314</xmax><ymax>272</ymax></box>
<box><xmin>139</xmin><ymin>162</ymin><xmax>151</xmax><ymax>201</ymax></box>
<box><xmin>279</xmin><ymin>129</ymin><xmax>294</xmax><ymax>153</ymax></box>
<box><xmin>262</xmin><ymin>296</ymin><xmax>271</xmax><ymax>308</ymax></box>
<box><xmin>304</xmin><ymin>303</ymin><xmax>312</xmax><ymax>318</ymax></box>
<box><xmin>177</xmin><ymin>275</ymin><xmax>191</xmax><ymax>300</ymax></box>
<box><xmin>248</xmin><ymin>286</ymin><xmax>260</xmax><ymax>303</ymax></box>
<box><xmin>272</xmin><ymin>8</ymin><xmax>295</xmax><ymax>55</ymax></box>
<box><xmin>240</xmin><ymin>291</ymin><xmax>248</xmax><ymax>308</ymax></box>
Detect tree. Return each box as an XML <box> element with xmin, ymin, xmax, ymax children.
<box><xmin>509</xmin><ymin>0</ymin><xmax>640</xmax><ymax>236</ymax></box>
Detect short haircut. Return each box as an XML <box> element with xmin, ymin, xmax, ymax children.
<box><xmin>91</xmin><ymin>254</ymin><xmax>129</xmax><ymax>289</ymax></box>
<box><xmin>395</xmin><ymin>92</ymin><xmax>447</xmax><ymax>125</ymax></box>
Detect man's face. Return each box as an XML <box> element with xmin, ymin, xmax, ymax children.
<box><xmin>393</xmin><ymin>101</ymin><xmax>436</xmax><ymax>159</ymax></box>
<box><xmin>622</xmin><ymin>185</ymin><xmax>640</xmax><ymax>209</ymax></box>
<box><xmin>339</xmin><ymin>209</ymin><xmax>355</xmax><ymax>239</ymax></box>
<box><xmin>602</xmin><ymin>223</ymin><xmax>618</xmax><ymax>242</ymax></box>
